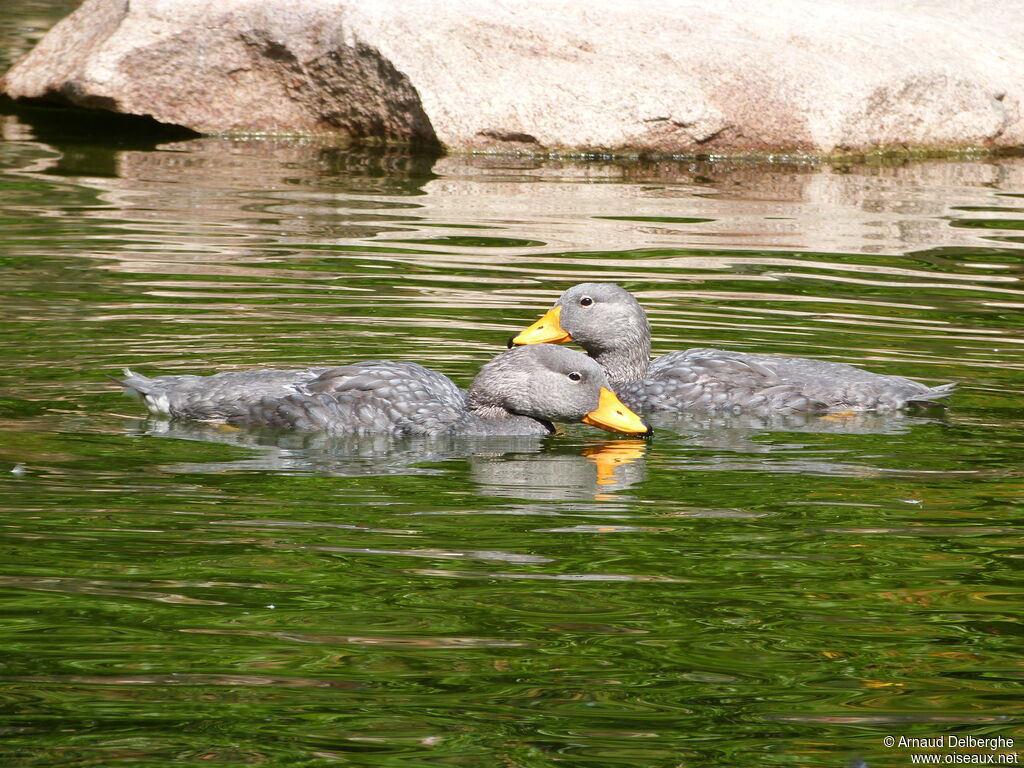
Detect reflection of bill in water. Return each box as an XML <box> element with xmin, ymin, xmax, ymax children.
<box><xmin>584</xmin><ymin>440</ymin><xmax>649</xmax><ymax>495</ymax></box>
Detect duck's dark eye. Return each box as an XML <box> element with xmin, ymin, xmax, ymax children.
<box><xmin>568</xmin><ymin>371</ymin><xmax>582</xmax><ymax>382</ymax></box>
<box><xmin>580</xmin><ymin>296</ymin><xmax>593</xmax><ymax>306</ymax></box>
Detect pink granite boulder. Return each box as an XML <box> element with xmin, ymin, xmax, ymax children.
<box><xmin>3</xmin><ymin>0</ymin><xmax>1023</xmax><ymax>155</ymax></box>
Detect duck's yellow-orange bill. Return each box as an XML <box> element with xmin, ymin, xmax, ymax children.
<box><xmin>582</xmin><ymin>387</ymin><xmax>651</xmax><ymax>436</ymax></box>
<box><xmin>511</xmin><ymin>306</ymin><xmax>573</xmax><ymax>345</ymax></box>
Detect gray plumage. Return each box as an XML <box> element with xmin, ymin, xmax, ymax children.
<box><xmin>118</xmin><ymin>344</ymin><xmax>630</xmax><ymax>437</ymax></box>
<box><xmin>536</xmin><ymin>283</ymin><xmax>955</xmax><ymax>415</ymax></box>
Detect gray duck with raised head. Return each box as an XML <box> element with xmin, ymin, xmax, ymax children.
<box><xmin>512</xmin><ymin>282</ymin><xmax>955</xmax><ymax>416</ymax></box>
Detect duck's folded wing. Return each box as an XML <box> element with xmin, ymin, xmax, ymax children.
<box><xmin>680</xmin><ymin>349</ymin><xmax>955</xmax><ymax>411</ymax></box>
<box><xmin>637</xmin><ymin>349</ymin><xmax>826</xmax><ymax>414</ymax></box>
<box><xmin>252</xmin><ymin>361</ymin><xmax>468</xmax><ymax>435</ymax></box>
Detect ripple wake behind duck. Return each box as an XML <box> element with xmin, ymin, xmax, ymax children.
<box><xmin>512</xmin><ymin>283</ymin><xmax>955</xmax><ymax>416</ymax></box>
<box><xmin>118</xmin><ymin>344</ymin><xmax>651</xmax><ymax>437</ymax></box>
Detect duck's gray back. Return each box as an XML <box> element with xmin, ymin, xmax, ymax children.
<box><xmin>122</xmin><ymin>362</ymin><xmax>471</xmax><ymax>436</ymax></box>
<box><xmin>624</xmin><ymin>350</ymin><xmax>823</xmax><ymax>415</ymax></box>
<box><xmin>686</xmin><ymin>349</ymin><xmax>953</xmax><ymax>411</ymax></box>
<box><xmin>270</xmin><ymin>361</ymin><xmax>469</xmax><ymax>435</ymax></box>
<box><xmin>630</xmin><ymin>348</ymin><xmax>953</xmax><ymax>414</ymax></box>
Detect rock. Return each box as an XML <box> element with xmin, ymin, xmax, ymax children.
<box><xmin>2</xmin><ymin>0</ymin><xmax>1023</xmax><ymax>156</ymax></box>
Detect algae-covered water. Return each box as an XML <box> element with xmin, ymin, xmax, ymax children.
<box><xmin>1</xmin><ymin>6</ymin><xmax>1023</xmax><ymax>768</ymax></box>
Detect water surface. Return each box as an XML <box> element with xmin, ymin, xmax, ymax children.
<box><xmin>1</xmin><ymin>8</ymin><xmax>1023</xmax><ymax>768</ymax></box>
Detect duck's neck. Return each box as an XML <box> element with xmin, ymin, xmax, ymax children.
<box><xmin>466</xmin><ymin>401</ymin><xmax>553</xmax><ymax>436</ymax></box>
<box><xmin>578</xmin><ymin>305</ymin><xmax>652</xmax><ymax>388</ymax></box>
<box><xmin>590</xmin><ymin>341</ymin><xmax>651</xmax><ymax>389</ymax></box>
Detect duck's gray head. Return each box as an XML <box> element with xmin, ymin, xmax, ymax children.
<box><xmin>468</xmin><ymin>345</ymin><xmax>650</xmax><ymax>435</ymax></box>
<box><xmin>511</xmin><ymin>283</ymin><xmax>651</xmax><ymax>385</ymax></box>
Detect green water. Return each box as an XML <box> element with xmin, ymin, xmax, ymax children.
<box><xmin>2</xmin><ymin>8</ymin><xmax>1023</xmax><ymax>768</ymax></box>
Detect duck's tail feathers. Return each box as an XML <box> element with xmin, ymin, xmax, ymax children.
<box><xmin>112</xmin><ymin>369</ymin><xmax>172</xmax><ymax>416</ymax></box>
<box><xmin>906</xmin><ymin>382</ymin><xmax>957</xmax><ymax>409</ymax></box>
<box><xmin>110</xmin><ymin>368</ymin><xmax>149</xmax><ymax>393</ymax></box>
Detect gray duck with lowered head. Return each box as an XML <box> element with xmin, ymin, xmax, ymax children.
<box><xmin>118</xmin><ymin>343</ymin><xmax>650</xmax><ymax>437</ymax></box>
<box><xmin>512</xmin><ymin>282</ymin><xmax>955</xmax><ymax>416</ymax></box>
